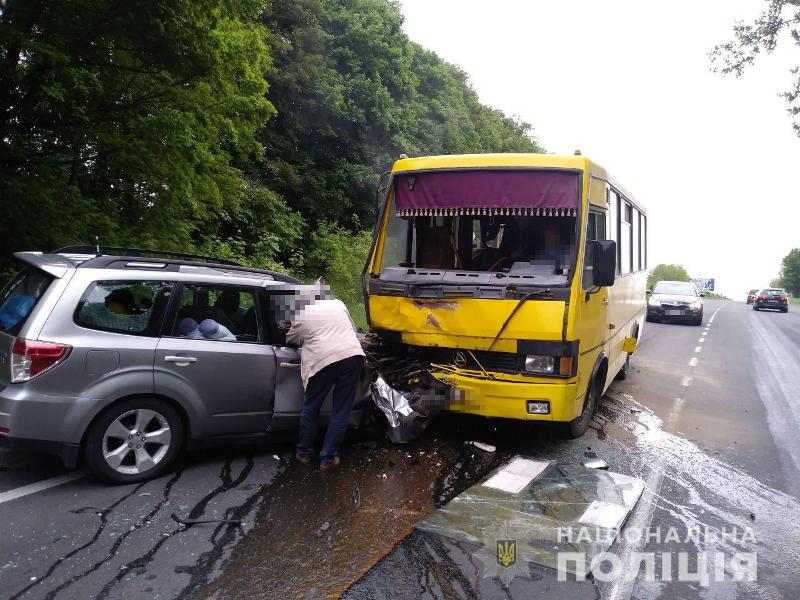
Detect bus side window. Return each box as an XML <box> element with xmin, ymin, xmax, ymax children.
<box><xmin>641</xmin><ymin>213</ymin><xmax>647</xmax><ymax>269</ymax></box>
<box><xmin>583</xmin><ymin>211</ymin><xmax>607</xmax><ymax>289</ymax></box>
<box><xmin>620</xmin><ymin>201</ymin><xmax>632</xmax><ymax>275</ymax></box>
<box><xmin>607</xmin><ymin>187</ymin><xmax>619</xmax><ymax>274</ymax></box>
<box><xmin>632</xmin><ymin>207</ymin><xmax>640</xmax><ymax>271</ymax></box>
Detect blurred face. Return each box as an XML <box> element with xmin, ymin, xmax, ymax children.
<box><xmin>288</xmin><ymin>284</ymin><xmax>333</xmax><ymax>316</ymax></box>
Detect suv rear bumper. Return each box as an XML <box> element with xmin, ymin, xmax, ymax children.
<box><xmin>0</xmin><ymin>384</ymin><xmax>89</xmax><ymax>459</ymax></box>
<box><xmin>0</xmin><ymin>434</ymin><xmax>80</xmax><ymax>468</ymax></box>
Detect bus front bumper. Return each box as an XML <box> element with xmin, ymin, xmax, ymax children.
<box><xmin>435</xmin><ymin>372</ymin><xmax>582</xmax><ymax>422</ymax></box>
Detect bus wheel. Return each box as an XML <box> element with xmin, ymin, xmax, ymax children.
<box><xmin>615</xmin><ymin>354</ymin><xmax>630</xmax><ymax>381</ymax></box>
<box><xmin>566</xmin><ymin>379</ymin><xmax>598</xmax><ymax>438</ymax></box>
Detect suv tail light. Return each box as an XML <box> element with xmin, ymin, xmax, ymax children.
<box><xmin>758</xmin><ymin>295</ymin><xmax>766</xmax><ymax>301</ymax></box>
<box><xmin>779</xmin><ymin>296</ymin><xmax>787</xmax><ymax>302</ymax></box>
<box><xmin>10</xmin><ymin>338</ymin><xmax>71</xmax><ymax>382</ymax></box>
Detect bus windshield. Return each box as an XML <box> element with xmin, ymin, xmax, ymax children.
<box><xmin>381</xmin><ymin>211</ymin><xmax>578</xmax><ymax>282</ymax></box>
<box><xmin>378</xmin><ymin>168</ymin><xmax>581</xmax><ymax>285</ymax></box>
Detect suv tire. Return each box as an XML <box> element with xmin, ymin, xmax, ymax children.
<box><xmin>566</xmin><ymin>377</ymin><xmax>599</xmax><ymax>438</ymax></box>
<box><xmin>85</xmin><ymin>398</ymin><xmax>183</xmax><ymax>484</ymax></box>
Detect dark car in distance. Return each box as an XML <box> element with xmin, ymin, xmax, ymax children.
<box><xmin>753</xmin><ymin>288</ymin><xmax>789</xmax><ymax>312</ymax></box>
<box><xmin>746</xmin><ymin>289</ymin><xmax>758</xmax><ymax>304</ymax></box>
<box><xmin>646</xmin><ymin>280</ymin><xmax>704</xmax><ymax>325</ymax></box>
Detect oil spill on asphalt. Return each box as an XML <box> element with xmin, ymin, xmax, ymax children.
<box><xmin>195</xmin><ymin>435</ymin><xmax>467</xmax><ymax>600</ymax></box>
<box><xmin>433</xmin><ymin>441</ymin><xmax>501</xmax><ymax>508</ymax></box>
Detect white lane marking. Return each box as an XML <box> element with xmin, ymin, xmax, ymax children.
<box><xmin>695</xmin><ymin>346</ymin><xmax>702</xmax><ymax>353</ymax></box>
<box><xmin>689</xmin><ymin>357</ymin><xmax>699</xmax><ymax>367</ymax></box>
<box><xmin>699</xmin><ymin>338</ymin><xmax>705</xmax><ymax>343</ymax></box>
<box><xmin>708</xmin><ymin>304</ymin><xmax>723</xmax><ymax>324</ymax></box>
<box><xmin>0</xmin><ymin>472</ymin><xmax>85</xmax><ymax>505</ymax></box>
<box><xmin>608</xmin><ymin>302</ymin><xmax>727</xmax><ymax>600</ymax></box>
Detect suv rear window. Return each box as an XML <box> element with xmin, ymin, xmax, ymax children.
<box><xmin>0</xmin><ymin>267</ymin><xmax>54</xmax><ymax>336</ymax></box>
<box><xmin>75</xmin><ymin>281</ymin><xmax>168</xmax><ymax>336</ymax></box>
<box><xmin>761</xmin><ymin>289</ymin><xmax>785</xmax><ymax>297</ymax></box>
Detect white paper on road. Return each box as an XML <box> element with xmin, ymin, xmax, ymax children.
<box><xmin>482</xmin><ymin>457</ymin><xmax>550</xmax><ymax>494</ymax></box>
<box><xmin>579</xmin><ymin>500</ymin><xmax>630</xmax><ymax>529</ymax></box>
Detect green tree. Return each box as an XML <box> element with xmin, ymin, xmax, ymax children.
<box><xmin>0</xmin><ymin>0</ymin><xmax>544</xmax><ymax>295</ymax></box>
<box><xmin>647</xmin><ymin>264</ymin><xmax>690</xmax><ymax>290</ymax></box>
<box><xmin>774</xmin><ymin>248</ymin><xmax>800</xmax><ymax>296</ymax></box>
<box><xmin>711</xmin><ymin>0</ymin><xmax>800</xmax><ymax>135</ymax></box>
<box><xmin>254</xmin><ymin>0</ymin><xmax>542</xmax><ymax>238</ymax></box>
<box><xmin>0</xmin><ymin>0</ymin><xmax>275</xmax><ymax>268</ymax></box>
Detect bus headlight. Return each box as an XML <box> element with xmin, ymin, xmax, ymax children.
<box><xmin>524</xmin><ymin>355</ymin><xmax>555</xmax><ymax>375</ymax></box>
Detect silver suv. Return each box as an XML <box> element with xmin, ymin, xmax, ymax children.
<box><xmin>0</xmin><ymin>248</ymin><xmax>369</xmax><ymax>483</ymax></box>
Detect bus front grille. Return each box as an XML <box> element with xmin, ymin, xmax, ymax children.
<box><xmin>432</xmin><ymin>349</ymin><xmax>519</xmax><ymax>374</ymax></box>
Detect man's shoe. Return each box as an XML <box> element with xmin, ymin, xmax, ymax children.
<box><xmin>320</xmin><ymin>456</ymin><xmax>341</xmax><ymax>471</ymax></box>
<box><xmin>295</xmin><ymin>451</ymin><xmax>312</xmax><ymax>466</ymax></box>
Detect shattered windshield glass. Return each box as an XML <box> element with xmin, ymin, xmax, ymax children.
<box><xmin>416</xmin><ymin>457</ymin><xmax>645</xmax><ymax>577</ymax></box>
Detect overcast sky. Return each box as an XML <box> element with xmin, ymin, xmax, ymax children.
<box><xmin>397</xmin><ymin>0</ymin><xmax>800</xmax><ymax>298</ymax></box>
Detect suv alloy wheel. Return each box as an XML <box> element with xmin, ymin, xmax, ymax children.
<box><xmin>85</xmin><ymin>398</ymin><xmax>183</xmax><ymax>484</ymax></box>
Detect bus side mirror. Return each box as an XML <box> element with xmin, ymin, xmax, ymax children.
<box><xmin>591</xmin><ymin>240</ymin><xmax>616</xmax><ymax>287</ymax></box>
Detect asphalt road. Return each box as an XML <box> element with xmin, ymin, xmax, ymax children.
<box><xmin>2</xmin><ymin>300</ymin><xmax>800</xmax><ymax>599</ymax></box>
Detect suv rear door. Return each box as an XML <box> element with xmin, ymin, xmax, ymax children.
<box><xmin>154</xmin><ymin>283</ymin><xmax>276</xmax><ymax>437</ymax></box>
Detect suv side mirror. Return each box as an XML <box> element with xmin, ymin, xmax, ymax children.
<box><xmin>699</xmin><ymin>292</ymin><xmax>706</xmax><ymax>297</ymax></box>
<box><xmin>591</xmin><ymin>240</ymin><xmax>616</xmax><ymax>287</ymax></box>
<box><xmin>646</xmin><ymin>289</ymin><xmax>652</xmax><ymax>296</ymax></box>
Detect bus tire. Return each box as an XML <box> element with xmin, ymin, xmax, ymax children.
<box><xmin>565</xmin><ymin>377</ymin><xmax>598</xmax><ymax>438</ymax></box>
<box><xmin>615</xmin><ymin>354</ymin><xmax>630</xmax><ymax>381</ymax></box>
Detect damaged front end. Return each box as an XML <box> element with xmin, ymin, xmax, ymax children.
<box><xmin>362</xmin><ymin>334</ymin><xmax>454</xmax><ymax>443</ymax></box>
<box><xmin>363</xmin><ymin>162</ymin><xmax>585</xmax><ymax>428</ymax></box>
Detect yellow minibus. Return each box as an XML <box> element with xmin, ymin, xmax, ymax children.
<box><xmin>363</xmin><ymin>153</ymin><xmax>647</xmax><ymax>437</ymax></box>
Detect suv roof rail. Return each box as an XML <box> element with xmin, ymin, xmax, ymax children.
<box><xmin>53</xmin><ymin>245</ymin><xmax>244</xmax><ymax>267</ymax></box>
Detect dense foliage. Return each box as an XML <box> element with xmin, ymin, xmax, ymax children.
<box><xmin>772</xmin><ymin>248</ymin><xmax>800</xmax><ymax>296</ymax></box>
<box><xmin>0</xmin><ymin>0</ymin><xmax>541</xmax><ymax>317</ymax></box>
<box><xmin>647</xmin><ymin>264</ymin><xmax>691</xmax><ymax>290</ymax></box>
<box><xmin>711</xmin><ymin>0</ymin><xmax>800</xmax><ymax>135</ymax></box>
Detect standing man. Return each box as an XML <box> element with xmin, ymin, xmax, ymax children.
<box><xmin>287</xmin><ymin>285</ymin><xmax>365</xmax><ymax>470</ymax></box>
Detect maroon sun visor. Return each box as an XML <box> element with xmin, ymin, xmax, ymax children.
<box><xmin>393</xmin><ymin>170</ymin><xmax>580</xmax><ymax>217</ymax></box>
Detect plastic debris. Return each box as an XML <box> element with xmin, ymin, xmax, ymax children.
<box><xmin>370</xmin><ymin>376</ymin><xmax>447</xmax><ymax>443</ymax></box>
<box><xmin>170</xmin><ymin>513</ymin><xmax>241</xmax><ymax>527</ymax></box>
<box><xmin>469</xmin><ymin>441</ymin><xmax>496</xmax><ymax>453</ymax></box>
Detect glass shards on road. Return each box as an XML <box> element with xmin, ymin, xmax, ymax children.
<box><xmin>415</xmin><ymin>456</ymin><xmax>645</xmax><ymax>579</ymax></box>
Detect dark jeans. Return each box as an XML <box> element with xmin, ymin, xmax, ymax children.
<box><xmin>296</xmin><ymin>355</ymin><xmax>364</xmax><ymax>465</ymax></box>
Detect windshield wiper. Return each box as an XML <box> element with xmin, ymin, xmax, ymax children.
<box><xmin>487</xmin><ymin>289</ymin><xmax>551</xmax><ymax>351</ymax></box>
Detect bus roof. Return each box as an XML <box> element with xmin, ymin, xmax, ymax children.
<box><xmin>390</xmin><ymin>153</ymin><xmax>645</xmax><ymax>214</ymax></box>
<box><xmin>391</xmin><ymin>153</ymin><xmax>594</xmax><ymax>173</ymax></box>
